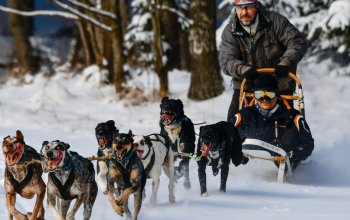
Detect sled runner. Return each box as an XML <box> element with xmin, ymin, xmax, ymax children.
<box><xmin>239</xmin><ymin>68</ymin><xmax>305</xmax><ymax>183</ymax></box>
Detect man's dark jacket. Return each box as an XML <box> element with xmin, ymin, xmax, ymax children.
<box><xmin>219</xmin><ymin>4</ymin><xmax>308</xmax><ymax>91</ymax></box>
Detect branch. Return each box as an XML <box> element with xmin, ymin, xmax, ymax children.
<box><xmin>0</xmin><ymin>5</ymin><xmax>78</xmax><ymax>19</ymax></box>
<box><xmin>156</xmin><ymin>5</ymin><xmax>193</xmax><ymax>26</ymax></box>
<box><xmin>64</xmin><ymin>0</ymin><xmax>116</xmax><ymax>20</ymax></box>
<box><xmin>50</xmin><ymin>0</ymin><xmax>113</xmax><ymax>32</ymax></box>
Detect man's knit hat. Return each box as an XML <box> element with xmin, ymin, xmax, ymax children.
<box><xmin>253</xmin><ymin>74</ymin><xmax>278</xmax><ymax>92</ymax></box>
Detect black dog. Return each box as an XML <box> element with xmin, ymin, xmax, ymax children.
<box><xmin>197</xmin><ymin>121</ymin><xmax>248</xmax><ymax>196</ymax></box>
<box><xmin>107</xmin><ymin>130</ymin><xmax>146</xmax><ymax>220</ymax></box>
<box><xmin>160</xmin><ymin>96</ymin><xmax>195</xmax><ymax>189</ymax></box>
<box><xmin>95</xmin><ymin>120</ymin><xmax>119</xmax><ymax>194</ymax></box>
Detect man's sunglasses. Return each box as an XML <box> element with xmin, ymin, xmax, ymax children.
<box><xmin>253</xmin><ymin>90</ymin><xmax>276</xmax><ymax>101</ymax></box>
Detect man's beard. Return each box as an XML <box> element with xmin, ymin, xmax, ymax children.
<box><xmin>240</xmin><ymin>14</ymin><xmax>256</xmax><ymax>26</ymax></box>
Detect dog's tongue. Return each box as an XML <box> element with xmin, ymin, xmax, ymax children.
<box><xmin>136</xmin><ymin>149</ymin><xmax>143</xmax><ymax>158</ymax></box>
<box><xmin>6</xmin><ymin>143</ymin><xmax>24</xmax><ymax>165</ymax></box>
<box><xmin>98</xmin><ymin>137</ymin><xmax>107</xmax><ymax>147</ymax></box>
<box><xmin>48</xmin><ymin>151</ymin><xmax>63</xmax><ymax>169</ymax></box>
<box><xmin>160</xmin><ymin>114</ymin><xmax>173</xmax><ymax>120</ymax></box>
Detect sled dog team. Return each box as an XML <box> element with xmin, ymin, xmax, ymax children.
<box><xmin>2</xmin><ymin>97</ymin><xmax>248</xmax><ymax>220</ymax></box>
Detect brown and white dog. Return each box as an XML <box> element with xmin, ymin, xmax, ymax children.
<box><xmin>40</xmin><ymin>140</ymin><xmax>97</xmax><ymax>220</ymax></box>
<box><xmin>106</xmin><ymin>130</ymin><xmax>146</xmax><ymax>220</ymax></box>
<box><xmin>133</xmin><ymin>134</ymin><xmax>175</xmax><ymax>205</ymax></box>
<box><xmin>2</xmin><ymin>130</ymin><xmax>46</xmax><ymax>220</ymax></box>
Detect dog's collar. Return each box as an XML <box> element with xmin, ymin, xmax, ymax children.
<box><xmin>60</xmin><ymin>154</ymin><xmax>73</xmax><ymax>172</ymax></box>
<box><xmin>116</xmin><ymin>148</ymin><xmax>134</xmax><ymax>164</ymax></box>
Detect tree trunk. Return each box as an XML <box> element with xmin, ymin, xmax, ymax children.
<box><xmin>7</xmin><ymin>0</ymin><xmax>37</xmax><ymax>78</ymax></box>
<box><xmin>160</xmin><ymin>0</ymin><xmax>180</xmax><ymax>70</ymax></box>
<box><xmin>188</xmin><ymin>1</ymin><xmax>224</xmax><ymax>100</ymax></box>
<box><xmin>147</xmin><ymin>0</ymin><xmax>169</xmax><ymax>97</ymax></box>
<box><xmin>119</xmin><ymin>0</ymin><xmax>129</xmax><ymax>37</ymax></box>
<box><xmin>112</xmin><ymin>1</ymin><xmax>125</xmax><ymax>93</ymax></box>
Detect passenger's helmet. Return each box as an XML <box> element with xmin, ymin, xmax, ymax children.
<box><xmin>234</xmin><ymin>0</ymin><xmax>258</xmax><ymax>7</ymax></box>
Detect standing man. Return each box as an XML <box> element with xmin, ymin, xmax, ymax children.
<box><xmin>219</xmin><ymin>0</ymin><xmax>308</xmax><ymax>122</ymax></box>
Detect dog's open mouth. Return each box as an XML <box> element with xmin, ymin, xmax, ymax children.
<box><xmin>47</xmin><ymin>151</ymin><xmax>63</xmax><ymax>170</ymax></box>
<box><xmin>6</xmin><ymin>143</ymin><xmax>24</xmax><ymax>166</ymax></box>
<box><xmin>98</xmin><ymin>136</ymin><xmax>107</xmax><ymax>149</ymax></box>
<box><xmin>116</xmin><ymin>149</ymin><xmax>127</xmax><ymax>159</ymax></box>
<box><xmin>136</xmin><ymin>149</ymin><xmax>144</xmax><ymax>158</ymax></box>
<box><xmin>160</xmin><ymin>112</ymin><xmax>175</xmax><ymax>125</ymax></box>
<box><xmin>201</xmin><ymin>142</ymin><xmax>212</xmax><ymax>157</ymax></box>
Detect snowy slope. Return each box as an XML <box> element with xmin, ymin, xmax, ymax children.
<box><xmin>1</xmin><ymin>58</ymin><xmax>350</xmax><ymax>220</ymax></box>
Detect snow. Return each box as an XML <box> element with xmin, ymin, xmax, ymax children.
<box><xmin>1</xmin><ymin>56</ymin><xmax>350</xmax><ymax>220</ymax></box>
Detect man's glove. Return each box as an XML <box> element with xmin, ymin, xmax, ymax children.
<box><xmin>242</xmin><ymin>67</ymin><xmax>258</xmax><ymax>81</ymax></box>
<box><xmin>275</xmin><ymin>65</ymin><xmax>289</xmax><ymax>78</ymax></box>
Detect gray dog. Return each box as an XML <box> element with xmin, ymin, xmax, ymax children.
<box><xmin>40</xmin><ymin>140</ymin><xmax>98</xmax><ymax>220</ymax></box>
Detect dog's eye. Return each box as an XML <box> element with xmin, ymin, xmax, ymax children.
<box><xmin>45</xmin><ymin>145</ymin><xmax>50</xmax><ymax>151</ymax></box>
<box><xmin>55</xmin><ymin>145</ymin><xmax>60</xmax><ymax>150</ymax></box>
<box><xmin>134</xmin><ymin>143</ymin><xmax>139</xmax><ymax>147</ymax></box>
<box><xmin>140</xmin><ymin>140</ymin><xmax>145</xmax><ymax>146</ymax></box>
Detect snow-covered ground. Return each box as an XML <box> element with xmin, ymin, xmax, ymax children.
<box><xmin>1</xmin><ymin>57</ymin><xmax>350</xmax><ymax>220</ymax></box>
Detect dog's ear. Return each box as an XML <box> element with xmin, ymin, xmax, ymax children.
<box><xmin>112</xmin><ymin>131</ymin><xmax>118</xmax><ymax>139</ymax></box>
<box><xmin>161</xmin><ymin>96</ymin><xmax>169</xmax><ymax>104</ymax></box>
<box><xmin>16</xmin><ymin>130</ymin><xmax>24</xmax><ymax>141</ymax></box>
<box><xmin>41</xmin><ymin>141</ymin><xmax>49</xmax><ymax>153</ymax></box>
<box><xmin>106</xmin><ymin>120</ymin><xmax>118</xmax><ymax>132</ymax></box>
<box><xmin>176</xmin><ymin>99</ymin><xmax>184</xmax><ymax>115</ymax></box>
<box><xmin>144</xmin><ymin>136</ymin><xmax>153</xmax><ymax>147</ymax></box>
<box><xmin>42</xmin><ymin>141</ymin><xmax>49</xmax><ymax>147</ymax></box>
<box><xmin>63</xmin><ymin>142</ymin><xmax>70</xmax><ymax>150</ymax></box>
<box><xmin>128</xmin><ymin>130</ymin><xmax>133</xmax><ymax>137</ymax></box>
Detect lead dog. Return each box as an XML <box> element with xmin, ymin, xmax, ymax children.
<box><xmin>160</xmin><ymin>96</ymin><xmax>195</xmax><ymax>189</ymax></box>
<box><xmin>41</xmin><ymin>140</ymin><xmax>98</xmax><ymax>220</ymax></box>
<box><xmin>133</xmin><ymin>134</ymin><xmax>175</xmax><ymax>205</ymax></box>
<box><xmin>106</xmin><ymin>130</ymin><xmax>146</xmax><ymax>220</ymax></box>
<box><xmin>197</xmin><ymin>121</ymin><xmax>248</xmax><ymax>196</ymax></box>
<box><xmin>95</xmin><ymin>120</ymin><xmax>119</xmax><ymax>194</ymax></box>
<box><xmin>2</xmin><ymin>130</ymin><xmax>45</xmax><ymax>220</ymax></box>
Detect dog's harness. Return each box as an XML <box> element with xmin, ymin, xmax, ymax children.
<box><xmin>6</xmin><ymin>165</ymin><xmax>34</xmax><ymax>194</ymax></box>
<box><xmin>48</xmin><ymin>154</ymin><xmax>77</xmax><ymax>200</ymax></box>
<box><xmin>142</xmin><ymin>147</ymin><xmax>155</xmax><ymax>177</ymax></box>
<box><xmin>113</xmin><ymin>149</ymin><xmax>137</xmax><ymax>190</ymax></box>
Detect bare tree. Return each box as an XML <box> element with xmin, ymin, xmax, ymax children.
<box><xmin>147</xmin><ymin>0</ymin><xmax>169</xmax><ymax>97</ymax></box>
<box><xmin>7</xmin><ymin>0</ymin><xmax>38</xmax><ymax>78</ymax></box>
<box><xmin>160</xmin><ymin>0</ymin><xmax>180</xmax><ymax>70</ymax></box>
<box><xmin>188</xmin><ymin>1</ymin><xmax>224</xmax><ymax>100</ymax></box>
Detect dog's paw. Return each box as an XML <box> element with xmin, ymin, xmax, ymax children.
<box><xmin>219</xmin><ymin>187</ymin><xmax>226</xmax><ymax>193</ymax></box>
<box><xmin>169</xmin><ymin>195</ymin><xmax>176</xmax><ymax>204</ymax></box>
<box><xmin>114</xmin><ymin>205</ymin><xmax>124</xmax><ymax>216</ymax></box>
<box><xmin>66</xmin><ymin>213</ymin><xmax>75</xmax><ymax>220</ymax></box>
<box><xmin>183</xmin><ymin>180</ymin><xmax>191</xmax><ymax>190</ymax></box>
<box><xmin>201</xmin><ymin>192</ymin><xmax>209</xmax><ymax>197</ymax></box>
<box><xmin>212</xmin><ymin>166</ymin><xmax>219</xmax><ymax>176</ymax></box>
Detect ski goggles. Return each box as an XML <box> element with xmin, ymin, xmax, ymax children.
<box><xmin>253</xmin><ymin>90</ymin><xmax>276</xmax><ymax>101</ymax></box>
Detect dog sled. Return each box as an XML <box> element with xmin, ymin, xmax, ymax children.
<box><xmin>239</xmin><ymin>68</ymin><xmax>305</xmax><ymax>183</ymax></box>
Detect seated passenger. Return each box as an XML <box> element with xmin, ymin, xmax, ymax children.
<box><xmin>232</xmin><ymin>74</ymin><xmax>314</xmax><ymax>170</ymax></box>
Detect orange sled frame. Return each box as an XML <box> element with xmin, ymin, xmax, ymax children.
<box><xmin>239</xmin><ymin>68</ymin><xmax>305</xmax><ymax>182</ymax></box>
